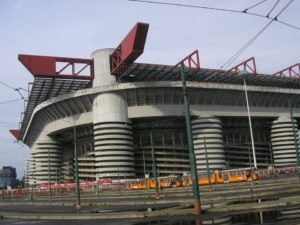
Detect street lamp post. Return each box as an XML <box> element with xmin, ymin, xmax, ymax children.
<box><xmin>244</xmin><ymin>80</ymin><xmax>257</xmax><ymax>169</ymax></box>
<box><xmin>180</xmin><ymin>62</ymin><xmax>202</xmax><ymax>225</ymax></box>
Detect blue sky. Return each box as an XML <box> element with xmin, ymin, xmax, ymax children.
<box><xmin>0</xmin><ymin>0</ymin><xmax>299</xmax><ymax>178</ymax></box>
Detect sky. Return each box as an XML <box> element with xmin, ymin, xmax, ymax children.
<box><xmin>0</xmin><ymin>0</ymin><xmax>299</xmax><ymax>178</ymax></box>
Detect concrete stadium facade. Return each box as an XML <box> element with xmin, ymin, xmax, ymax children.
<box><xmin>18</xmin><ymin>47</ymin><xmax>300</xmax><ymax>185</ymax></box>
<box><xmin>19</xmin><ymin>49</ymin><xmax>300</xmax><ymax>184</ymax></box>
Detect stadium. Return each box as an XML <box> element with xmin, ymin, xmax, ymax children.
<box><xmin>11</xmin><ymin>22</ymin><xmax>300</xmax><ymax>185</ymax></box>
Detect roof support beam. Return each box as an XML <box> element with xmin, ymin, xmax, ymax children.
<box><xmin>18</xmin><ymin>54</ymin><xmax>94</xmax><ymax>80</ymax></box>
<box><xmin>273</xmin><ymin>63</ymin><xmax>300</xmax><ymax>78</ymax></box>
<box><xmin>228</xmin><ymin>57</ymin><xmax>257</xmax><ymax>75</ymax></box>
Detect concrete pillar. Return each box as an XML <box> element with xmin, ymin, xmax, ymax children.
<box><xmin>92</xmin><ymin>49</ymin><xmax>135</xmax><ymax>179</ymax></box>
<box><xmin>30</xmin><ymin>134</ymin><xmax>62</xmax><ymax>184</ymax></box>
<box><xmin>62</xmin><ymin>145</ymin><xmax>74</xmax><ymax>182</ymax></box>
<box><xmin>77</xmin><ymin>141</ymin><xmax>95</xmax><ymax>181</ymax></box>
<box><xmin>271</xmin><ymin>116</ymin><xmax>299</xmax><ymax>166</ymax></box>
<box><xmin>92</xmin><ymin>48</ymin><xmax>116</xmax><ymax>87</ymax></box>
<box><xmin>192</xmin><ymin>116</ymin><xmax>226</xmax><ymax>171</ymax></box>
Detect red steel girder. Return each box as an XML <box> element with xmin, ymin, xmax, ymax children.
<box><xmin>9</xmin><ymin>129</ymin><xmax>20</xmax><ymax>140</ymax></box>
<box><xmin>228</xmin><ymin>57</ymin><xmax>257</xmax><ymax>75</ymax></box>
<box><xmin>175</xmin><ymin>50</ymin><xmax>200</xmax><ymax>69</ymax></box>
<box><xmin>110</xmin><ymin>22</ymin><xmax>149</xmax><ymax>76</ymax></box>
<box><xmin>18</xmin><ymin>55</ymin><xmax>94</xmax><ymax>80</ymax></box>
<box><xmin>273</xmin><ymin>63</ymin><xmax>300</xmax><ymax>79</ymax></box>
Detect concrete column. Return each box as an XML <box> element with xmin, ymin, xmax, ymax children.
<box><xmin>77</xmin><ymin>141</ymin><xmax>95</xmax><ymax>181</ymax></box>
<box><xmin>62</xmin><ymin>145</ymin><xmax>74</xmax><ymax>182</ymax></box>
<box><xmin>30</xmin><ymin>134</ymin><xmax>62</xmax><ymax>184</ymax></box>
<box><xmin>92</xmin><ymin>49</ymin><xmax>135</xmax><ymax>179</ymax></box>
<box><xmin>192</xmin><ymin>116</ymin><xmax>226</xmax><ymax>171</ymax></box>
<box><xmin>92</xmin><ymin>48</ymin><xmax>116</xmax><ymax>87</ymax></box>
<box><xmin>271</xmin><ymin>116</ymin><xmax>299</xmax><ymax>166</ymax></box>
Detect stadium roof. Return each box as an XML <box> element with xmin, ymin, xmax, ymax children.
<box><xmin>17</xmin><ymin>63</ymin><xmax>300</xmax><ymax>140</ymax></box>
<box><xmin>19</xmin><ymin>78</ymin><xmax>91</xmax><ymax>140</ymax></box>
<box><xmin>119</xmin><ymin>62</ymin><xmax>300</xmax><ymax>89</ymax></box>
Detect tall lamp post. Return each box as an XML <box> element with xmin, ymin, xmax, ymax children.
<box><xmin>244</xmin><ymin>79</ymin><xmax>257</xmax><ymax>169</ymax></box>
<box><xmin>180</xmin><ymin>63</ymin><xmax>202</xmax><ymax>225</ymax></box>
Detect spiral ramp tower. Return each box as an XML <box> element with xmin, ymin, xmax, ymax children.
<box><xmin>27</xmin><ymin>154</ymin><xmax>35</xmax><ymax>185</ymax></box>
<box><xmin>271</xmin><ymin>116</ymin><xmax>300</xmax><ymax>221</ymax></box>
<box><xmin>31</xmin><ymin>136</ymin><xmax>62</xmax><ymax>184</ymax></box>
<box><xmin>192</xmin><ymin>116</ymin><xmax>227</xmax><ymax>171</ymax></box>
<box><xmin>92</xmin><ymin>49</ymin><xmax>135</xmax><ymax>179</ymax></box>
<box><xmin>271</xmin><ymin>116</ymin><xmax>299</xmax><ymax>167</ymax></box>
<box><xmin>192</xmin><ymin>116</ymin><xmax>231</xmax><ymax>225</ymax></box>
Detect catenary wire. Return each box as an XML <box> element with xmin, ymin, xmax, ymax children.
<box><xmin>0</xmin><ymin>146</ymin><xmax>25</xmax><ymax>155</ymax></box>
<box><xmin>221</xmin><ymin>0</ymin><xmax>294</xmax><ymax>69</ymax></box>
<box><xmin>0</xmin><ymin>121</ymin><xmax>16</xmax><ymax>125</ymax></box>
<box><xmin>0</xmin><ymin>81</ymin><xmax>16</xmax><ymax>90</ymax></box>
<box><xmin>243</xmin><ymin>0</ymin><xmax>268</xmax><ymax>12</ymax></box>
<box><xmin>221</xmin><ymin>20</ymin><xmax>274</xmax><ymax>69</ymax></box>
<box><xmin>128</xmin><ymin>0</ymin><xmax>300</xmax><ymax>31</ymax></box>
<box><xmin>266</xmin><ymin>0</ymin><xmax>280</xmax><ymax>17</ymax></box>
<box><xmin>0</xmin><ymin>98</ymin><xmax>24</xmax><ymax>104</ymax></box>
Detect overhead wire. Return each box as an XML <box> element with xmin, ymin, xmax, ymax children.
<box><xmin>128</xmin><ymin>0</ymin><xmax>300</xmax><ymax>31</ymax></box>
<box><xmin>0</xmin><ymin>146</ymin><xmax>25</xmax><ymax>155</ymax></box>
<box><xmin>221</xmin><ymin>0</ymin><xmax>294</xmax><ymax>69</ymax></box>
<box><xmin>221</xmin><ymin>20</ymin><xmax>273</xmax><ymax>69</ymax></box>
<box><xmin>0</xmin><ymin>80</ymin><xmax>29</xmax><ymax>99</ymax></box>
<box><xmin>0</xmin><ymin>121</ymin><xmax>16</xmax><ymax>126</ymax></box>
<box><xmin>0</xmin><ymin>81</ymin><xmax>16</xmax><ymax>90</ymax></box>
<box><xmin>243</xmin><ymin>0</ymin><xmax>268</xmax><ymax>13</ymax></box>
<box><xmin>266</xmin><ymin>0</ymin><xmax>280</xmax><ymax>17</ymax></box>
<box><xmin>0</xmin><ymin>98</ymin><xmax>24</xmax><ymax>104</ymax></box>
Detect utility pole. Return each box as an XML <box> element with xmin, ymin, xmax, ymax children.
<box><xmin>143</xmin><ymin>151</ymin><xmax>149</xmax><ymax>191</ymax></box>
<box><xmin>290</xmin><ymin>102</ymin><xmax>300</xmax><ymax>179</ymax></box>
<box><xmin>48</xmin><ymin>149</ymin><xmax>51</xmax><ymax>201</ymax></box>
<box><xmin>150</xmin><ymin>131</ymin><xmax>159</xmax><ymax>199</ymax></box>
<box><xmin>180</xmin><ymin>62</ymin><xmax>202</xmax><ymax>225</ymax></box>
<box><xmin>268</xmin><ymin>142</ymin><xmax>275</xmax><ymax>180</ymax></box>
<box><xmin>74</xmin><ymin>125</ymin><xmax>81</xmax><ymax>208</ymax></box>
<box><xmin>244</xmin><ymin>80</ymin><xmax>257</xmax><ymax>169</ymax></box>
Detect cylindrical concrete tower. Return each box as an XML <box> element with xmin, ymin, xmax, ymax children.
<box><xmin>192</xmin><ymin>116</ymin><xmax>226</xmax><ymax>171</ymax></box>
<box><xmin>92</xmin><ymin>49</ymin><xmax>135</xmax><ymax>179</ymax></box>
<box><xmin>27</xmin><ymin>154</ymin><xmax>35</xmax><ymax>185</ymax></box>
<box><xmin>271</xmin><ymin>116</ymin><xmax>299</xmax><ymax>166</ymax></box>
<box><xmin>31</xmin><ymin>135</ymin><xmax>62</xmax><ymax>184</ymax></box>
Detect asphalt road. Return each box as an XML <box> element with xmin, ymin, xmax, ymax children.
<box><xmin>0</xmin><ymin>203</ymin><xmax>179</xmax><ymax>214</ymax></box>
<box><xmin>1</xmin><ymin>175</ymin><xmax>300</xmax><ymax>225</ymax></box>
